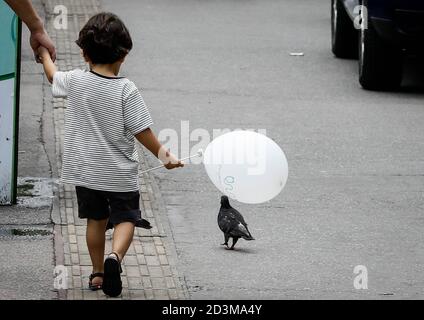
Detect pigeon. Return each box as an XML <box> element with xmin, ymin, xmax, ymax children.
<box><xmin>218</xmin><ymin>196</ymin><xmax>255</xmax><ymax>250</ymax></box>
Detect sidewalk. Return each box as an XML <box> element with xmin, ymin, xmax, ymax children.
<box><xmin>43</xmin><ymin>0</ymin><xmax>187</xmax><ymax>300</ymax></box>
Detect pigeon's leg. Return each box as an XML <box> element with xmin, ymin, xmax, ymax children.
<box><xmin>221</xmin><ymin>234</ymin><xmax>230</xmax><ymax>248</ymax></box>
<box><xmin>229</xmin><ymin>237</ymin><xmax>239</xmax><ymax>250</ymax></box>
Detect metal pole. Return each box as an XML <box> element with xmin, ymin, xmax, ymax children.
<box><xmin>11</xmin><ymin>18</ymin><xmax>22</xmax><ymax>204</ymax></box>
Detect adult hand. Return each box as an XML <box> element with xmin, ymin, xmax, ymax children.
<box><xmin>30</xmin><ymin>26</ymin><xmax>56</xmax><ymax>63</ymax></box>
<box><xmin>4</xmin><ymin>0</ymin><xmax>57</xmax><ymax>63</ymax></box>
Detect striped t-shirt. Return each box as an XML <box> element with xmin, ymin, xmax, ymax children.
<box><xmin>52</xmin><ymin>69</ymin><xmax>153</xmax><ymax>192</ymax></box>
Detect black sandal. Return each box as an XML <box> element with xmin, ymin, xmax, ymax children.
<box><xmin>102</xmin><ymin>252</ymin><xmax>123</xmax><ymax>297</ymax></box>
<box><xmin>88</xmin><ymin>272</ymin><xmax>104</xmax><ymax>291</ymax></box>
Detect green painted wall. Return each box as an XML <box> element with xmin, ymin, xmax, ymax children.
<box><xmin>0</xmin><ymin>1</ymin><xmax>18</xmax><ymax>77</ymax></box>
<box><xmin>0</xmin><ymin>1</ymin><xmax>20</xmax><ymax>205</ymax></box>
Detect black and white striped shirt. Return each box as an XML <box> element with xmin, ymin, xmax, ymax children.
<box><xmin>52</xmin><ymin>69</ymin><xmax>153</xmax><ymax>192</ymax></box>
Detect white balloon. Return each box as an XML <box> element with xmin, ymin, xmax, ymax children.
<box><xmin>203</xmin><ymin>131</ymin><xmax>288</xmax><ymax>204</ymax></box>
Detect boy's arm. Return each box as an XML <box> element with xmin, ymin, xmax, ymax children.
<box><xmin>37</xmin><ymin>46</ymin><xmax>57</xmax><ymax>83</ymax></box>
<box><xmin>135</xmin><ymin>128</ymin><xmax>184</xmax><ymax>170</ymax></box>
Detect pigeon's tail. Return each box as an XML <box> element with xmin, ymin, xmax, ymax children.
<box><xmin>236</xmin><ymin>223</ymin><xmax>255</xmax><ymax>241</ymax></box>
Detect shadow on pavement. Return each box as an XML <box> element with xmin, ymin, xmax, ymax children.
<box><xmin>219</xmin><ymin>247</ymin><xmax>258</xmax><ymax>255</ymax></box>
<box><xmin>401</xmin><ymin>54</ymin><xmax>424</xmax><ymax>94</ymax></box>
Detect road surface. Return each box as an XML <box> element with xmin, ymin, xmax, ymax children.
<box><xmin>104</xmin><ymin>0</ymin><xmax>424</xmax><ymax>299</ymax></box>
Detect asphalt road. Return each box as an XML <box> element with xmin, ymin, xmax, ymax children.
<box><xmin>104</xmin><ymin>0</ymin><xmax>424</xmax><ymax>299</ymax></box>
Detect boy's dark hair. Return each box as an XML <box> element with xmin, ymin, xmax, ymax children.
<box><xmin>76</xmin><ymin>12</ymin><xmax>133</xmax><ymax>64</ymax></box>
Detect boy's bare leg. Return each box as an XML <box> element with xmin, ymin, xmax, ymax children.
<box><xmin>86</xmin><ymin>218</ymin><xmax>108</xmax><ymax>285</ymax></box>
<box><xmin>111</xmin><ymin>222</ymin><xmax>135</xmax><ymax>261</ymax></box>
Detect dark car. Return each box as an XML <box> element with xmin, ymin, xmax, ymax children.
<box><xmin>331</xmin><ymin>0</ymin><xmax>424</xmax><ymax>90</ymax></box>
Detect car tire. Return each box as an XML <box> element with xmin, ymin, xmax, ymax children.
<box><xmin>358</xmin><ymin>2</ymin><xmax>403</xmax><ymax>90</ymax></box>
<box><xmin>331</xmin><ymin>0</ymin><xmax>358</xmax><ymax>58</ymax></box>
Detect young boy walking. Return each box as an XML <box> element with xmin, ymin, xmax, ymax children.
<box><xmin>38</xmin><ymin>12</ymin><xmax>183</xmax><ymax>297</ymax></box>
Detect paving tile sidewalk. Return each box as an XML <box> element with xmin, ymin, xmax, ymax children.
<box><xmin>42</xmin><ymin>0</ymin><xmax>187</xmax><ymax>300</ymax></box>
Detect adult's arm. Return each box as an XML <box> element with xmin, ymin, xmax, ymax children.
<box><xmin>5</xmin><ymin>0</ymin><xmax>56</xmax><ymax>62</ymax></box>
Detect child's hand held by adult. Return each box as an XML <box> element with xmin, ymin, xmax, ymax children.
<box><xmin>37</xmin><ymin>46</ymin><xmax>50</xmax><ymax>60</ymax></box>
<box><xmin>31</xmin><ymin>28</ymin><xmax>56</xmax><ymax>62</ymax></box>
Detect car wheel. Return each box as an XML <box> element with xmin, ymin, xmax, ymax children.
<box><xmin>331</xmin><ymin>0</ymin><xmax>358</xmax><ymax>58</ymax></box>
<box><xmin>358</xmin><ymin>2</ymin><xmax>402</xmax><ymax>90</ymax></box>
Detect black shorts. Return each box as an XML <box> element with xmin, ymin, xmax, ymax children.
<box><xmin>75</xmin><ymin>186</ymin><xmax>151</xmax><ymax>229</ymax></box>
